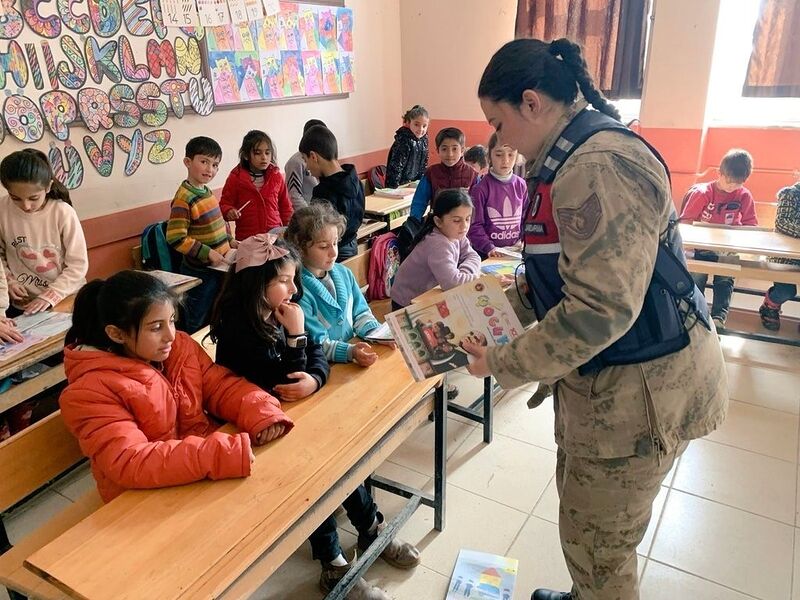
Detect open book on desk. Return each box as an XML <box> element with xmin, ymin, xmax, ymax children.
<box><xmin>385</xmin><ymin>276</ymin><xmax>523</xmax><ymax>382</ymax></box>
<box><xmin>0</xmin><ymin>312</ymin><xmax>73</xmax><ymax>363</ymax></box>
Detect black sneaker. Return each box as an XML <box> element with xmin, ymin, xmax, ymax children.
<box><xmin>759</xmin><ymin>302</ymin><xmax>781</xmax><ymax>331</ymax></box>
<box><xmin>532</xmin><ymin>590</ymin><xmax>572</xmax><ymax>600</ymax></box>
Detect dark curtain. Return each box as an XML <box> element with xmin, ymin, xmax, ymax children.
<box><xmin>515</xmin><ymin>0</ymin><xmax>649</xmax><ymax>99</ymax></box>
<box><xmin>743</xmin><ymin>0</ymin><xmax>800</xmax><ymax>97</ymax></box>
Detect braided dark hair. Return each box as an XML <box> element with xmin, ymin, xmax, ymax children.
<box><xmin>478</xmin><ymin>38</ymin><xmax>620</xmax><ymax>121</ymax></box>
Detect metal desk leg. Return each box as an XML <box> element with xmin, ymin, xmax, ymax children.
<box><xmin>434</xmin><ymin>380</ymin><xmax>447</xmax><ymax>532</ymax></box>
<box><xmin>482</xmin><ymin>376</ymin><xmax>493</xmax><ymax>444</ymax></box>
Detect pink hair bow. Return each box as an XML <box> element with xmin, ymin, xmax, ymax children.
<box><xmin>235</xmin><ymin>233</ymin><xmax>290</xmax><ymax>273</ymax></box>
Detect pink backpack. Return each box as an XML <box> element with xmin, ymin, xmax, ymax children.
<box><xmin>367</xmin><ymin>232</ymin><xmax>400</xmax><ymax>301</ymax></box>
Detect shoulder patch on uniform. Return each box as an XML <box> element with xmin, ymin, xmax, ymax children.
<box><xmin>556</xmin><ymin>193</ymin><xmax>602</xmax><ymax>240</ymax></box>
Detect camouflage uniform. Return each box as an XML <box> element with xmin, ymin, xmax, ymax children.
<box><xmin>486</xmin><ymin>102</ymin><xmax>729</xmax><ymax>600</ymax></box>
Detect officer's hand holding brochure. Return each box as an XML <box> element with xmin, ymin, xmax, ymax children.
<box><xmin>385</xmin><ymin>276</ymin><xmax>524</xmax><ymax>381</ymax></box>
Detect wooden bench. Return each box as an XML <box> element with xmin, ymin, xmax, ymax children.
<box><xmin>0</xmin><ymin>411</ymin><xmax>100</xmax><ymax>600</ymax></box>
<box><xmin>687</xmin><ymin>257</ymin><xmax>800</xmax><ymax>346</ymax></box>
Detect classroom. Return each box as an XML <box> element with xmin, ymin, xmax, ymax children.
<box><xmin>0</xmin><ymin>0</ymin><xmax>799</xmax><ymax>598</ymax></box>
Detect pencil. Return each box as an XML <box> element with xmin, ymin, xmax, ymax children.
<box><xmin>239</xmin><ymin>200</ymin><xmax>252</xmax><ymax>211</ymax></box>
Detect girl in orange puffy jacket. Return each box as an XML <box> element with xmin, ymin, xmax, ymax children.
<box><xmin>58</xmin><ymin>270</ymin><xmax>293</xmax><ymax>502</ymax></box>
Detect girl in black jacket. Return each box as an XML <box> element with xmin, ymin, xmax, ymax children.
<box><xmin>385</xmin><ymin>105</ymin><xmax>430</xmax><ymax>188</ymax></box>
<box><xmin>210</xmin><ymin>234</ymin><xmax>329</xmax><ymax>399</ymax></box>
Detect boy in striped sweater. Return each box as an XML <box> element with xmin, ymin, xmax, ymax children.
<box><xmin>166</xmin><ymin>136</ymin><xmax>237</xmax><ymax>333</ymax></box>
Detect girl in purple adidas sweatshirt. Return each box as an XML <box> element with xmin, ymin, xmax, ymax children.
<box><xmin>391</xmin><ymin>189</ymin><xmax>481</xmax><ymax>309</ymax></box>
<box><xmin>468</xmin><ymin>133</ymin><xmax>527</xmax><ymax>258</ymax></box>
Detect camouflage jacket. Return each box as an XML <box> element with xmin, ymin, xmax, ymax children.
<box><xmin>486</xmin><ymin>102</ymin><xmax>729</xmax><ymax>459</ymax></box>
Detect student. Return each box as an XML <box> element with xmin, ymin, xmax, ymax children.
<box><xmin>0</xmin><ymin>259</ymin><xmax>21</xmax><ymax>344</ymax></box>
<box><xmin>409</xmin><ymin>127</ymin><xmax>476</xmax><ymax>221</ymax></box>
<box><xmin>385</xmin><ymin>105</ymin><xmax>430</xmax><ymax>189</ymax></box>
<box><xmin>392</xmin><ymin>189</ymin><xmax>481</xmax><ymax>309</ymax></box>
<box><xmin>468</xmin><ymin>133</ymin><xmax>527</xmax><ymax>258</ymax></box>
<box><xmin>221</xmin><ymin>130</ymin><xmax>293</xmax><ymax>241</ymax></box>
<box><xmin>679</xmin><ymin>148</ymin><xmax>758</xmax><ymax>328</ymax></box>
<box><xmin>760</xmin><ymin>180</ymin><xmax>800</xmax><ymax>330</ymax></box>
<box><xmin>211</xmin><ymin>233</ymin><xmax>329</xmax><ymax>400</ymax></box>
<box><xmin>166</xmin><ymin>136</ymin><xmax>236</xmax><ymax>333</ymax></box>
<box><xmin>286</xmin><ymin>203</ymin><xmax>380</xmax><ymax>366</ymax></box>
<box><xmin>210</xmin><ymin>235</ymin><xmax>415</xmax><ymax>598</ymax></box>
<box><xmin>464</xmin><ymin>144</ymin><xmax>489</xmax><ymax>182</ymax></box>
<box><xmin>284</xmin><ymin>119</ymin><xmax>326</xmax><ymax>210</ymax></box>
<box><xmin>299</xmin><ymin>126</ymin><xmax>365</xmax><ymax>261</ymax></box>
<box><xmin>0</xmin><ymin>149</ymin><xmax>88</xmax><ymax>316</ymax></box>
<box><xmin>58</xmin><ymin>270</ymin><xmax>293</xmax><ymax>503</ymax></box>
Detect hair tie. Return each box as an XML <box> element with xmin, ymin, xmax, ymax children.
<box><xmin>235</xmin><ymin>233</ymin><xmax>290</xmax><ymax>273</ymax></box>
<box><xmin>549</xmin><ymin>41</ymin><xmax>564</xmax><ymax>60</ymax></box>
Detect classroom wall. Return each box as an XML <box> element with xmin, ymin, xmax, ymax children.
<box><xmin>0</xmin><ymin>0</ymin><xmax>403</xmax><ymax>277</ymax></box>
<box><xmin>400</xmin><ymin>0</ymin><xmax>799</xmax><ymax>209</ymax></box>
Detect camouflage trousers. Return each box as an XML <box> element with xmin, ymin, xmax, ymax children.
<box><xmin>555</xmin><ymin>441</ymin><xmax>687</xmax><ymax>599</ymax></box>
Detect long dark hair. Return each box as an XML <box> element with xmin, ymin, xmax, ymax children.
<box><xmin>0</xmin><ymin>149</ymin><xmax>72</xmax><ymax>205</ymax></box>
<box><xmin>209</xmin><ymin>240</ymin><xmax>302</xmax><ymax>345</ymax></box>
<box><xmin>478</xmin><ymin>38</ymin><xmax>620</xmax><ymax>121</ymax></box>
<box><xmin>410</xmin><ymin>188</ymin><xmax>474</xmax><ymax>253</ymax></box>
<box><xmin>65</xmin><ymin>271</ymin><xmax>178</xmax><ymax>354</ymax></box>
<box><xmin>239</xmin><ymin>129</ymin><xmax>277</xmax><ymax>171</ymax></box>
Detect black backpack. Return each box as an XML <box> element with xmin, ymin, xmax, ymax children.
<box><xmin>141</xmin><ymin>221</ymin><xmax>183</xmax><ymax>272</ymax></box>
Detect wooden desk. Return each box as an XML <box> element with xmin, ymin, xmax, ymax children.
<box><xmin>25</xmin><ymin>347</ymin><xmax>446</xmax><ymax>600</ymax></box>
<box><xmin>357</xmin><ymin>219</ymin><xmax>388</xmax><ymax>240</ymax></box>
<box><xmin>680</xmin><ymin>223</ymin><xmax>800</xmax><ymax>261</ymax></box>
<box><xmin>364</xmin><ymin>194</ymin><xmax>413</xmax><ymax>218</ymax></box>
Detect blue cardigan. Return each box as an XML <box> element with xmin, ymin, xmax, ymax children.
<box><xmin>299</xmin><ymin>263</ymin><xmax>380</xmax><ymax>362</ymax></box>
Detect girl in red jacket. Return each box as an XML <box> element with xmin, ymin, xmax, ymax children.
<box><xmin>58</xmin><ymin>270</ymin><xmax>293</xmax><ymax>503</ymax></box>
<box><xmin>221</xmin><ymin>130</ymin><xmax>293</xmax><ymax>240</ymax></box>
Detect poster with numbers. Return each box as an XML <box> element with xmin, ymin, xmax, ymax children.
<box><xmin>197</xmin><ymin>0</ymin><xmax>230</xmax><ymax>26</ymax></box>
<box><xmin>226</xmin><ymin>0</ymin><xmax>249</xmax><ymax>24</ymax></box>
<box><xmin>161</xmin><ymin>0</ymin><xmax>201</xmax><ymax>28</ymax></box>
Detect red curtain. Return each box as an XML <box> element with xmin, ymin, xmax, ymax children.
<box><xmin>515</xmin><ymin>0</ymin><xmax>649</xmax><ymax>99</ymax></box>
<box><xmin>743</xmin><ymin>0</ymin><xmax>800</xmax><ymax>97</ymax></box>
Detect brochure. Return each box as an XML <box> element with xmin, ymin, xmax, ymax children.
<box><xmin>446</xmin><ymin>549</ymin><xmax>518</xmax><ymax>600</ymax></box>
<box><xmin>385</xmin><ymin>276</ymin><xmax>523</xmax><ymax>382</ymax></box>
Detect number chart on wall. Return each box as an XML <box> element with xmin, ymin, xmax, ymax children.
<box><xmin>202</xmin><ymin>1</ymin><xmax>354</xmax><ymax>107</ymax></box>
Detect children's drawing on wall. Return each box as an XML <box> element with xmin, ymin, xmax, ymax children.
<box><xmin>302</xmin><ymin>51</ymin><xmax>322</xmax><ymax>96</ymax></box>
<box><xmin>208</xmin><ymin>53</ymin><xmax>241</xmax><ymax>104</ymax></box>
<box><xmin>321</xmin><ymin>51</ymin><xmax>340</xmax><ymax>95</ymax></box>
<box><xmin>298</xmin><ymin>5</ymin><xmax>318</xmax><ymax>51</ymax></box>
<box><xmin>317</xmin><ymin>8</ymin><xmax>336</xmax><ymax>52</ymax></box>
<box><xmin>338</xmin><ymin>52</ymin><xmax>354</xmax><ymax>93</ymax></box>
<box><xmin>48</xmin><ymin>140</ymin><xmax>84</xmax><ymax>189</ymax></box>
<box><xmin>234</xmin><ymin>21</ymin><xmax>257</xmax><ymax>51</ymax></box>
<box><xmin>336</xmin><ymin>7</ymin><xmax>353</xmax><ymax>52</ymax></box>
<box><xmin>277</xmin><ymin>2</ymin><xmax>300</xmax><ymax>51</ymax></box>
<box><xmin>207</xmin><ymin>25</ymin><xmax>236</xmax><ymax>51</ymax></box>
<box><xmin>236</xmin><ymin>53</ymin><xmax>263</xmax><ymax>101</ymax></box>
<box><xmin>144</xmin><ymin>129</ymin><xmax>175</xmax><ymax>164</ymax></box>
<box><xmin>258</xmin><ymin>13</ymin><xmax>280</xmax><ymax>52</ymax></box>
<box><xmin>280</xmin><ymin>50</ymin><xmax>304</xmax><ymax>96</ymax></box>
<box><xmin>259</xmin><ymin>52</ymin><xmax>283</xmax><ymax>98</ymax></box>
<box><xmin>197</xmin><ymin>0</ymin><xmax>231</xmax><ymax>27</ymax></box>
<box><xmin>83</xmin><ymin>132</ymin><xmax>115</xmax><ymax>177</ymax></box>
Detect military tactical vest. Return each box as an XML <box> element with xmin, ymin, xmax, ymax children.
<box><xmin>522</xmin><ymin>108</ymin><xmax>711</xmax><ymax>375</ymax></box>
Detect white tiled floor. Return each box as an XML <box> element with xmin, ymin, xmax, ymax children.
<box><xmin>3</xmin><ymin>339</ymin><xmax>800</xmax><ymax>600</ymax></box>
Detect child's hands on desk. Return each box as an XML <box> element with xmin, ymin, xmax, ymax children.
<box><xmin>208</xmin><ymin>249</ymin><xmax>226</xmax><ymax>266</ymax></box>
<box><xmin>24</xmin><ymin>297</ymin><xmax>52</xmax><ymax>315</ymax></box>
<box><xmin>8</xmin><ymin>281</ymin><xmax>29</xmax><ymax>303</ymax></box>
<box><xmin>254</xmin><ymin>423</ymin><xmax>286</xmax><ymax>446</ymax></box>
<box><xmin>0</xmin><ymin>317</ymin><xmax>22</xmax><ymax>344</ymax></box>
<box><xmin>353</xmin><ymin>341</ymin><xmax>378</xmax><ymax>367</ymax></box>
<box><xmin>274</xmin><ymin>372</ymin><xmax>319</xmax><ymax>401</ymax></box>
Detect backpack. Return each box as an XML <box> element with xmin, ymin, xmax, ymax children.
<box><xmin>367</xmin><ymin>232</ymin><xmax>400</xmax><ymax>301</ymax></box>
<box><xmin>141</xmin><ymin>221</ymin><xmax>183</xmax><ymax>272</ymax></box>
<box><xmin>396</xmin><ymin>215</ymin><xmax>423</xmax><ymax>262</ymax></box>
<box><xmin>369</xmin><ymin>165</ymin><xmax>387</xmax><ymax>192</ymax></box>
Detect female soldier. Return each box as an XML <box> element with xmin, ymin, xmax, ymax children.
<box><xmin>462</xmin><ymin>38</ymin><xmax>729</xmax><ymax>600</ymax></box>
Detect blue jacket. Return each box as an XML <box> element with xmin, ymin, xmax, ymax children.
<box><xmin>298</xmin><ymin>263</ymin><xmax>380</xmax><ymax>362</ymax></box>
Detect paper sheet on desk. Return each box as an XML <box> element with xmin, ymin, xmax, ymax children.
<box><xmin>0</xmin><ymin>312</ymin><xmax>73</xmax><ymax>362</ymax></box>
<box><xmin>364</xmin><ymin>322</ymin><xmax>394</xmax><ymax>342</ymax></box>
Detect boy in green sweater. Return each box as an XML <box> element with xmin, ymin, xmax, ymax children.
<box><xmin>166</xmin><ymin>136</ymin><xmax>236</xmax><ymax>333</ymax></box>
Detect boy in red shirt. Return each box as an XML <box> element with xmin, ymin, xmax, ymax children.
<box><xmin>679</xmin><ymin>149</ymin><xmax>758</xmax><ymax>328</ymax></box>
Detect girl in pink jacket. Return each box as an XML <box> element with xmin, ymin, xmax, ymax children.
<box><xmin>59</xmin><ymin>270</ymin><xmax>293</xmax><ymax>502</ymax></box>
